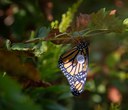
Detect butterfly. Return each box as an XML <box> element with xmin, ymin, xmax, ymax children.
<box><xmin>58</xmin><ymin>42</ymin><xmax>89</xmax><ymax>96</ymax></box>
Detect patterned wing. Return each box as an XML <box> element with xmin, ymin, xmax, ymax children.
<box><xmin>58</xmin><ymin>42</ymin><xmax>89</xmax><ymax>96</ymax></box>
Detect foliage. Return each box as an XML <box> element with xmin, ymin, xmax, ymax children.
<box><xmin>58</xmin><ymin>0</ymin><xmax>83</xmax><ymax>32</ymax></box>
<box><xmin>0</xmin><ymin>0</ymin><xmax>128</xmax><ymax>110</ymax></box>
<box><xmin>0</xmin><ymin>74</ymin><xmax>41</xmax><ymax>110</ymax></box>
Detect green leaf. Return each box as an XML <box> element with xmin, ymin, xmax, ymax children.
<box><xmin>33</xmin><ymin>41</ymin><xmax>46</xmax><ymax>57</ymax></box>
<box><xmin>123</xmin><ymin>18</ymin><xmax>128</xmax><ymax>26</ymax></box>
<box><xmin>51</xmin><ymin>20</ymin><xmax>59</xmax><ymax>29</ymax></box>
<box><xmin>46</xmin><ymin>102</ymin><xmax>66</xmax><ymax>110</ymax></box>
<box><xmin>109</xmin><ymin>103</ymin><xmax>120</xmax><ymax>110</ymax></box>
<box><xmin>106</xmin><ymin>53</ymin><xmax>121</xmax><ymax>68</ymax></box>
<box><xmin>59</xmin><ymin>0</ymin><xmax>83</xmax><ymax>32</ymax></box>
<box><xmin>37</xmin><ymin>27</ymin><xmax>50</xmax><ymax>38</ymax></box>
<box><xmin>85</xmin><ymin>80</ymin><xmax>96</xmax><ymax>92</ymax></box>
<box><xmin>123</xmin><ymin>18</ymin><xmax>128</xmax><ymax>31</ymax></box>
<box><xmin>58</xmin><ymin>92</ymin><xmax>72</xmax><ymax>100</ymax></box>
<box><xmin>5</xmin><ymin>39</ymin><xmax>11</xmax><ymax>50</ymax></box>
<box><xmin>0</xmin><ymin>74</ymin><xmax>41</xmax><ymax>110</ymax></box>
<box><xmin>89</xmin><ymin>8</ymin><xmax>124</xmax><ymax>33</ymax></box>
<box><xmin>11</xmin><ymin>43</ymin><xmax>34</xmax><ymax>51</ymax></box>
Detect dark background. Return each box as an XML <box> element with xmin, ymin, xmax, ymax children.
<box><xmin>0</xmin><ymin>0</ymin><xmax>128</xmax><ymax>110</ymax></box>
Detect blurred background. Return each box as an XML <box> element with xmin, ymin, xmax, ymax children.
<box><xmin>0</xmin><ymin>0</ymin><xmax>128</xmax><ymax>110</ymax></box>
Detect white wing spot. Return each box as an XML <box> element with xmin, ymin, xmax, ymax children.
<box><xmin>77</xmin><ymin>55</ymin><xmax>85</xmax><ymax>64</ymax></box>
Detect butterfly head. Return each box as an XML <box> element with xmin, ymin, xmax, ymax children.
<box><xmin>77</xmin><ymin>42</ymin><xmax>88</xmax><ymax>50</ymax></box>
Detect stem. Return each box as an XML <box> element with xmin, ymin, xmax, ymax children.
<box><xmin>23</xmin><ymin>29</ymin><xmax>111</xmax><ymax>44</ymax></box>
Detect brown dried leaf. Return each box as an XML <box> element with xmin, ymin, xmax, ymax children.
<box><xmin>72</xmin><ymin>13</ymin><xmax>91</xmax><ymax>31</ymax></box>
<box><xmin>45</xmin><ymin>29</ymin><xmax>60</xmax><ymax>40</ymax></box>
<box><xmin>19</xmin><ymin>79</ymin><xmax>51</xmax><ymax>89</ymax></box>
<box><xmin>45</xmin><ymin>28</ymin><xmax>72</xmax><ymax>44</ymax></box>
<box><xmin>0</xmin><ymin>50</ymin><xmax>40</xmax><ymax>81</ymax></box>
<box><xmin>45</xmin><ymin>13</ymin><xmax>91</xmax><ymax>45</ymax></box>
<box><xmin>76</xmin><ymin>13</ymin><xmax>90</xmax><ymax>29</ymax></box>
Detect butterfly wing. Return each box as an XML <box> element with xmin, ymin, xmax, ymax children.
<box><xmin>58</xmin><ymin>43</ymin><xmax>89</xmax><ymax>96</ymax></box>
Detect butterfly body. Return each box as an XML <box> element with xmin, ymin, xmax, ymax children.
<box><xmin>58</xmin><ymin>42</ymin><xmax>89</xmax><ymax>96</ymax></box>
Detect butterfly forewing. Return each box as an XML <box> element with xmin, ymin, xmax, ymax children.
<box><xmin>58</xmin><ymin>42</ymin><xmax>89</xmax><ymax>96</ymax></box>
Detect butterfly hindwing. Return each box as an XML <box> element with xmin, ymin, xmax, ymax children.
<box><xmin>58</xmin><ymin>42</ymin><xmax>89</xmax><ymax>96</ymax></box>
